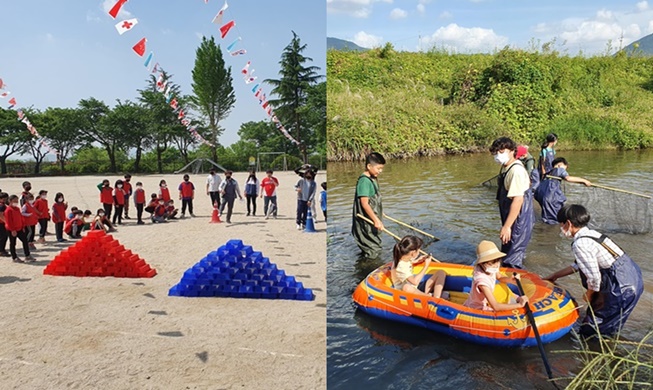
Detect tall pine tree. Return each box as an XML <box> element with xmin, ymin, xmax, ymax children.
<box><xmin>265</xmin><ymin>31</ymin><xmax>321</xmax><ymax>162</ymax></box>
<box><xmin>191</xmin><ymin>36</ymin><xmax>236</xmax><ymax>162</ymax></box>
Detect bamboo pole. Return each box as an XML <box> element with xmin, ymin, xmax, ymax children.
<box><xmin>383</xmin><ymin>213</ymin><xmax>439</xmax><ymax>241</ymax></box>
<box><xmin>356</xmin><ymin>213</ymin><xmax>440</xmax><ymax>262</ymax></box>
<box><xmin>547</xmin><ymin>176</ymin><xmax>651</xmax><ymax>199</ymax></box>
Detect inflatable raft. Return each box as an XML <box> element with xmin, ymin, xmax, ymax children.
<box><xmin>352</xmin><ymin>261</ymin><xmax>580</xmax><ymax>347</ymax></box>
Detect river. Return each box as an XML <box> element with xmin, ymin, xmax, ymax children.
<box><xmin>326</xmin><ymin>149</ymin><xmax>653</xmax><ymax>389</ymax></box>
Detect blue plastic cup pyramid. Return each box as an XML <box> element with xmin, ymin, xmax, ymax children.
<box><xmin>168</xmin><ymin>239</ymin><xmax>315</xmax><ymax>300</ymax></box>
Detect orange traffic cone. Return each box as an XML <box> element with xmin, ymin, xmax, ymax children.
<box><xmin>210</xmin><ymin>201</ymin><xmax>222</xmax><ymax>223</ymax></box>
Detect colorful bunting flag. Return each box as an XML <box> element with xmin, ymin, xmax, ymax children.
<box><xmin>8</xmin><ymin>97</ymin><xmax>16</xmax><ymax>109</ymax></box>
<box><xmin>115</xmin><ymin>18</ymin><xmax>138</xmax><ymax>35</ymax></box>
<box><xmin>132</xmin><ymin>38</ymin><xmax>147</xmax><ymax>57</ymax></box>
<box><xmin>230</xmin><ymin>49</ymin><xmax>246</xmax><ymax>56</ymax></box>
<box><xmin>16</xmin><ymin>109</ymin><xmax>24</xmax><ymax>120</ymax></box>
<box><xmin>170</xmin><ymin>98</ymin><xmax>178</xmax><ymax>110</ymax></box>
<box><xmin>178</xmin><ymin>110</ymin><xmax>185</xmax><ymax>120</ymax></box>
<box><xmin>226</xmin><ymin>37</ymin><xmax>241</xmax><ymax>52</ymax></box>
<box><xmin>212</xmin><ymin>1</ymin><xmax>228</xmax><ymax>25</ymax></box>
<box><xmin>219</xmin><ymin>20</ymin><xmax>235</xmax><ymax>39</ymax></box>
<box><xmin>0</xmin><ymin>91</ymin><xmax>10</xmax><ymax>98</ymax></box>
<box><xmin>0</xmin><ymin>78</ymin><xmax>4</xmax><ymax>89</ymax></box>
<box><xmin>241</xmin><ymin>61</ymin><xmax>251</xmax><ymax>75</ymax></box>
<box><xmin>251</xmin><ymin>83</ymin><xmax>260</xmax><ymax>93</ymax></box>
<box><xmin>108</xmin><ymin>0</ymin><xmax>128</xmax><ymax>19</ymax></box>
<box><xmin>151</xmin><ymin>63</ymin><xmax>160</xmax><ymax>73</ymax></box>
<box><xmin>144</xmin><ymin>52</ymin><xmax>153</xmax><ymax>68</ymax></box>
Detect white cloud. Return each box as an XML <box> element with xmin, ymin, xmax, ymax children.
<box><xmin>439</xmin><ymin>11</ymin><xmax>453</xmax><ymax>19</ymax></box>
<box><xmin>420</xmin><ymin>23</ymin><xmax>509</xmax><ymax>53</ymax></box>
<box><xmin>353</xmin><ymin>31</ymin><xmax>384</xmax><ymax>48</ymax></box>
<box><xmin>389</xmin><ymin>8</ymin><xmax>408</xmax><ymax>19</ymax></box>
<box><xmin>417</xmin><ymin>4</ymin><xmax>426</xmax><ymax>14</ymax></box>
<box><xmin>648</xmin><ymin>20</ymin><xmax>653</xmax><ymax>33</ymax></box>
<box><xmin>637</xmin><ymin>1</ymin><xmax>649</xmax><ymax>11</ymax></box>
<box><xmin>559</xmin><ymin>21</ymin><xmax>640</xmax><ymax>45</ymax></box>
<box><xmin>596</xmin><ymin>9</ymin><xmax>614</xmax><ymax>21</ymax></box>
<box><xmin>101</xmin><ymin>0</ymin><xmax>131</xmax><ymax>19</ymax></box>
<box><xmin>44</xmin><ymin>33</ymin><xmax>55</xmax><ymax>43</ymax></box>
<box><xmin>327</xmin><ymin>0</ymin><xmax>393</xmax><ymax>18</ymax></box>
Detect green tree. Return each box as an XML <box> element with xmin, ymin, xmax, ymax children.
<box><xmin>265</xmin><ymin>31</ymin><xmax>322</xmax><ymax>162</ymax></box>
<box><xmin>0</xmin><ymin>108</ymin><xmax>31</xmax><ymax>174</ymax></box>
<box><xmin>138</xmin><ymin>72</ymin><xmax>186</xmax><ymax>173</ymax></box>
<box><xmin>104</xmin><ymin>100</ymin><xmax>148</xmax><ymax>172</ymax></box>
<box><xmin>23</xmin><ymin>109</ymin><xmax>50</xmax><ymax>174</ymax></box>
<box><xmin>39</xmin><ymin>107</ymin><xmax>83</xmax><ymax>172</ymax></box>
<box><xmin>191</xmin><ymin>36</ymin><xmax>236</xmax><ymax>162</ymax></box>
<box><xmin>238</xmin><ymin>120</ymin><xmax>290</xmax><ymax>153</ymax></box>
<box><xmin>77</xmin><ymin>97</ymin><xmax>126</xmax><ymax>173</ymax></box>
<box><xmin>300</xmin><ymin>81</ymin><xmax>326</xmax><ymax>155</ymax></box>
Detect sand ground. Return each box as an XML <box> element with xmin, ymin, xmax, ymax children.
<box><xmin>0</xmin><ymin>171</ymin><xmax>326</xmax><ymax>390</ymax></box>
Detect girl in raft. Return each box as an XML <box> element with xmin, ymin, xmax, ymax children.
<box><xmin>390</xmin><ymin>235</ymin><xmax>446</xmax><ymax>297</ymax></box>
<box><xmin>464</xmin><ymin>240</ymin><xmax>529</xmax><ymax>311</ymax></box>
<box><xmin>544</xmin><ymin>204</ymin><xmax>643</xmax><ymax>337</ymax></box>
<box><xmin>534</xmin><ymin>157</ymin><xmax>591</xmax><ymax>224</ymax></box>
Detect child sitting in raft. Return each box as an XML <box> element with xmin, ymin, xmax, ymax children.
<box><xmin>464</xmin><ymin>240</ymin><xmax>529</xmax><ymax>311</ymax></box>
<box><xmin>391</xmin><ymin>235</ymin><xmax>446</xmax><ymax>297</ymax></box>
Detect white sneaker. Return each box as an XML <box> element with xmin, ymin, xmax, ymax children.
<box><xmin>180</xmin><ymin>213</ymin><xmax>185</xmax><ymax>218</ymax></box>
<box><xmin>296</xmin><ymin>224</ymin><xmax>302</xmax><ymax>230</ymax></box>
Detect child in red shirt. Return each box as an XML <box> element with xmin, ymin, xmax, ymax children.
<box><xmin>21</xmin><ymin>193</ymin><xmax>39</xmax><ymax>249</ymax></box>
<box><xmin>0</xmin><ymin>192</ymin><xmax>10</xmax><ymax>257</ymax></box>
<box><xmin>33</xmin><ymin>190</ymin><xmax>50</xmax><ymax>243</ymax></box>
<box><xmin>51</xmin><ymin>192</ymin><xmax>68</xmax><ymax>242</ymax></box>
<box><xmin>152</xmin><ymin>199</ymin><xmax>168</xmax><ymax>223</ymax></box>
<box><xmin>178</xmin><ymin>174</ymin><xmax>195</xmax><ymax>218</ymax></box>
<box><xmin>144</xmin><ymin>193</ymin><xmax>158</xmax><ymax>215</ymax></box>
<box><xmin>98</xmin><ymin>179</ymin><xmax>114</xmax><ymax>220</ymax></box>
<box><xmin>123</xmin><ymin>173</ymin><xmax>133</xmax><ymax>220</ymax></box>
<box><xmin>64</xmin><ymin>210</ymin><xmax>84</xmax><ymax>238</ymax></box>
<box><xmin>91</xmin><ymin>208</ymin><xmax>117</xmax><ymax>232</ymax></box>
<box><xmin>158</xmin><ymin>180</ymin><xmax>171</xmax><ymax>203</ymax></box>
<box><xmin>6</xmin><ymin>195</ymin><xmax>33</xmax><ymax>262</ymax></box>
<box><xmin>133</xmin><ymin>181</ymin><xmax>146</xmax><ymax>225</ymax></box>
<box><xmin>260</xmin><ymin>170</ymin><xmax>280</xmax><ymax>219</ymax></box>
<box><xmin>113</xmin><ymin>179</ymin><xmax>126</xmax><ymax>225</ymax></box>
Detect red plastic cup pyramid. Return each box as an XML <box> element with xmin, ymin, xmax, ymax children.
<box><xmin>43</xmin><ymin>230</ymin><xmax>157</xmax><ymax>278</ymax></box>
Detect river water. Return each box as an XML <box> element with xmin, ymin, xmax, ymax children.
<box><xmin>326</xmin><ymin>150</ymin><xmax>653</xmax><ymax>389</ymax></box>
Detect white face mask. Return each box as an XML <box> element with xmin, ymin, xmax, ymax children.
<box><xmin>493</xmin><ymin>151</ymin><xmax>511</xmax><ymax>165</ymax></box>
<box><xmin>485</xmin><ymin>265</ymin><xmax>500</xmax><ymax>274</ymax></box>
<box><xmin>57</xmin><ymin>198</ymin><xmax>63</xmax><ymax>202</ymax></box>
<box><xmin>560</xmin><ymin>226</ymin><xmax>573</xmax><ymax>238</ymax></box>
<box><xmin>117</xmin><ymin>185</ymin><xmax>123</xmax><ymax>188</ymax></box>
<box><xmin>161</xmin><ymin>185</ymin><xmax>167</xmax><ymax>188</ymax></box>
<box><xmin>41</xmin><ymin>196</ymin><xmax>47</xmax><ymax>200</ymax></box>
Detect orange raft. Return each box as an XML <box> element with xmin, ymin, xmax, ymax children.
<box><xmin>353</xmin><ymin>261</ymin><xmax>580</xmax><ymax>347</ymax></box>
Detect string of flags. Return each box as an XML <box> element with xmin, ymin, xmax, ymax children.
<box><xmin>208</xmin><ymin>1</ymin><xmax>300</xmax><ymax>145</ymax></box>
<box><xmin>106</xmin><ymin>0</ymin><xmax>214</xmax><ymax>147</ymax></box>
<box><xmin>0</xmin><ymin>78</ymin><xmax>60</xmax><ymax>156</ymax></box>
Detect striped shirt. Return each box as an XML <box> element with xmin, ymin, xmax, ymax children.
<box><xmin>571</xmin><ymin>227</ymin><xmax>623</xmax><ymax>292</ymax></box>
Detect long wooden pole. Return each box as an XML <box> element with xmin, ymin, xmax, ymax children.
<box><xmin>356</xmin><ymin>213</ymin><xmax>439</xmax><ymax>262</ymax></box>
<box><xmin>547</xmin><ymin>176</ymin><xmax>651</xmax><ymax>199</ymax></box>
<box><xmin>383</xmin><ymin>213</ymin><xmax>439</xmax><ymax>241</ymax></box>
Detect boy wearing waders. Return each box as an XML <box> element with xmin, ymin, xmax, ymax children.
<box><xmin>352</xmin><ymin>152</ymin><xmax>386</xmax><ymax>259</ymax></box>
<box><xmin>544</xmin><ymin>204</ymin><xmax>643</xmax><ymax>337</ymax></box>
<box><xmin>534</xmin><ymin>157</ymin><xmax>591</xmax><ymax>224</ymax></box>
<box><xmin>490</xmin><ymin>137</ymin><xmax>534</xmax><ymax>269</ymax></box>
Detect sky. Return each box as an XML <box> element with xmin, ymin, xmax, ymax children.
<box><xmin>327</xmin><ymin>0</ymin><xmax>653</xmax><ymax>55</ymax></box>
<box><xmin>0</xmin><ymin>0</ymin><xmax>326</xmax><ymax>147</ymax></box>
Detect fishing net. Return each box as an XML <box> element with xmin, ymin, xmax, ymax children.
<box><xmin>562</xmin><ymin>182</ymin><xmax>652</xmax><ymax>235</ymax></box>
<box><xmin>480</xmin><ymin>175</ymin><xmax>652</xmax><ymax>234</ymax></box>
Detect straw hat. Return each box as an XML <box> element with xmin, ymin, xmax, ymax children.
<box><xmin>476</xmin><ymin>240</ymin><xmax>506</xmax><ymax>264</ymax></box>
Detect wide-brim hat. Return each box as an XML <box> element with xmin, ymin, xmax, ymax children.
<box><xmin>476</xmin><ymin>240</ymin><xmax>506</xmax><ymax>264</ymax></box>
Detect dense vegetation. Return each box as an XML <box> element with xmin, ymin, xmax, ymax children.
<box><xmin>327</xmin><ymin>44</ymin><xmax>653</xmax><ymax>161</ymax></box>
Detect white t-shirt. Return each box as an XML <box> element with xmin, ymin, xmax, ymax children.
<box><xmin>206</xmin><ymin>173</ymin><xmax>222</xmax><ymax>192</ymax></box>
<box><xmin>502</xmin><ymin>161</ymin><xmax>530</xmax><ymax>198</ymax></box>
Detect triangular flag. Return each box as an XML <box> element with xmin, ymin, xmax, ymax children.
<box><xmin>170</xmin><ymin>98</ymin><xmax>178</xmax><ymax>110</ymax></box>
<box><xmin>251</xmin><ymin>83</ymin><xmax>260</xmax><ymax>93</ymax></box>
<box><xmin>151</xmin><ymin>62</ymin><xmax>160</xmax><ymax>73</ymax></box>
<box><xmin>132</xmin><ymin>37</ymin><xmax>147</xmax><ymax>57</ymax></box>
<box><xmin>212</xmin><ymin>1</ymin><xmax>228</xmax><ymax>25</ymax></box>
<box><xmin>144</xmin><ymin>52</ymin><xmax>153</xmax><ymax>68</ymax></box>
<box><xmin>219</xmin><ymin>20</ymin><xmax>235</xmax><ymax>39</ymax></box>
<box><xmin>178</xmin><ymin>110</ymin><xmax>185</xmax><ymax>120</ymax></box>
<box><xmin>241</xmin><ymin>61</ymin><xmax>251</xmax><ymax>75</ymax></box>
<box><xmin>0</xmin><ymin>91</ymin><xmax>10</xmax><ymax>98</ymax></box>
<box><xmin>108</xmin><ymin>0</ymin><xmax>128</xmax><ymax>19</ymax></box>
<box><xmin>262</xmin><ymin>101</ymin><xmax>269</xmax><ymax>109</ymax></box>
<box><xmin>8</xmin><ymin>97</ymin><xmax>16</xmax><ymax>109</ymax></box>
<box><xmin>230</xmin><ymin>49</ymin><xmax>246</xmax><ymax>56</ymax></box>
<box><xmin>226</xmin><ymin>37</ymin><xmax>241</xmax><ymax>52</ymax></box>
<box><xmin>245</xmin><ymin>77</ymin><xmax>257</xmax><ymax>84</ymax></box>
<box><xmin>115</xmin><ymin>18</ymin><xmax>138</xmax><ymax>35</ymax></box>
<box><xmin>0</xmin><ymin>78</ymin><xmax>4</xmax><ymax>89</ymax></box>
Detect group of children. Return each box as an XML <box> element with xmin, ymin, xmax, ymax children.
<box><xmin>354</xmin><ymin>146</ymin><xmax>643</xmax><ymax>338</ymax></box>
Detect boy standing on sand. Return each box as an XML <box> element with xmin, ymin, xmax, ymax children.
<box><xmin>352</xmin><ymin>152</ymin><xmax>386</xmax><ymax>259</ymax></box>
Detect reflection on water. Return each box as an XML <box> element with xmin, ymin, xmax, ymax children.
<box><xmin>327</xmin><ymin>150</ymin><xmax>653</xmax><ymax>389</ymax></box>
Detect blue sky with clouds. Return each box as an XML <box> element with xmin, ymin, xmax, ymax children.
<box><xmin>1</xmin><ymin>0</ymin><xmax>326</xmax><ymax>146</ymax></box>
<box><xmin>327</xmin><ymin>0</ymin><xmax>653</xmax><ymax>55</ymax></box>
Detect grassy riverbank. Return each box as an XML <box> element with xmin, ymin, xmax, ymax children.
<box><xmin>327</xmin><ymin>46</ymin><xmax>653</xmax><ymax>161</ymax></box>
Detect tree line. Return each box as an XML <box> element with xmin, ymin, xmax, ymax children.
<box><xmin>0</xmin><ymin>32</ymin><xmax>324</xmax><ymax>175</ymax></box>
